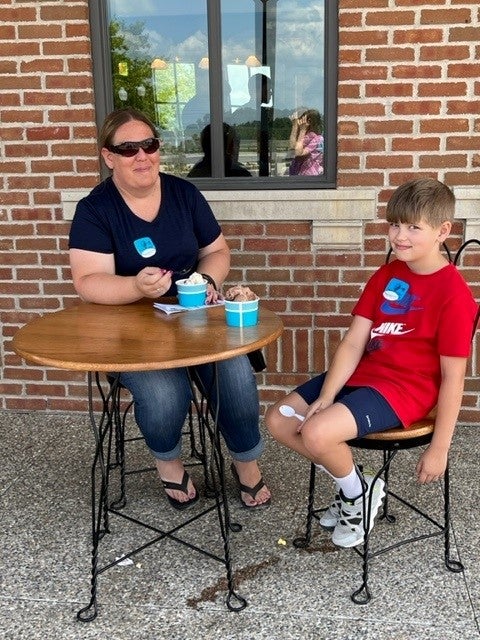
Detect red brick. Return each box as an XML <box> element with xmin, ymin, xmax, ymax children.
<box><xmin>394</xmin><ymin>29</ymin><xmax>443</xmax><ymax>44</ymax></box>
<box><xmin>418</xmin><ymin>82</ymin><xmax>467</xmax><ymax>97</ymax></box>
<box><xmin>366</xmin><ymin>47</ymin><xmax>415</xmax><ymax>62</ymax></box>
<box><xmin>392</xmin><ymin>138</ymin><xmax>441</xmax><ymax>152</ymax></box>
<box><xmin>420</xmin><ymin>118</ymin><xmax>469</xmax><ymax>133</ymax></box>
<box><xmin>420</xmin><ymin>45</ymin><xmax>470</xmax><ymax>61</ymax></box>
<box><xmin>18</xmin><ymin>24</ymin><xmax>62</xmax><ymax>39</ymax></box>
<box><xmin>366</xmin><ymin>83</ymin><xmax>413</xmax><ymax>98</ymax></box>
<box><xmin>393</xmin><ymin>65</ymin><xmax>442</xmax><ymax>79</ymax></box>
<box><xmin>365</xmin><ymin>10</ymin><xmax>415</xmax><ymax>26</ymax></box>
<box><xmin>421</xmin><ymin>8</ymin><xmax>473</xmax><ymax>24</ymax></box>
<box><xmin>365</xmin><ymin>120</ymin><xmax>413</xmax><ymax>135</ymax></box>
<box><xmin>392</xmin><ymin>101</ymin><xmax>441</xmax><ymax>116</ymax></box>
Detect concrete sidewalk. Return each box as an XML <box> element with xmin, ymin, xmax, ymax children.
<box><xmin>1</xmin><ymin>410</ymin><xmax>479</xmax><ymax>639</ymax></box>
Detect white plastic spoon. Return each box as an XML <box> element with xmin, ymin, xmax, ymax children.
<box><xmin>279</xmin><ymin>404</ymin><xmax>305</xmax><ymax>421</ymax></box>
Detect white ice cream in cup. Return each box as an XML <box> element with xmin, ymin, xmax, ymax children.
<box><xmin>176</xmin><ymin>273</ymin><xmax>207</xmax><ymax>307</ymax></box>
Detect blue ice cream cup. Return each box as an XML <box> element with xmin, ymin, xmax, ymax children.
<box><xmin>176</xmin><ymin>278</ymin><xmax>207</xmax><ymax>308</ymax></box>
<box><xmin>224</xmin><ymin>297</ymin><xmax>259</xmax><ymax>327</ymax></box>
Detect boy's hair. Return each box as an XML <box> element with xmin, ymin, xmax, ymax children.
<box><xmin>386</xmin><ymin>178</ymin><xmax>455</xmax><ymax>227</ymax></box>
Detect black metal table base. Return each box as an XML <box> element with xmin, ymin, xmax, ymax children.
<box><xmin>77</xmin><ymin>370</ymin><xmax>246</xmax><ymax>622</ymax></box>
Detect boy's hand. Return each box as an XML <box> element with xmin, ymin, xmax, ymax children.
<box><xmin>415</xmin><ymin>445</ymin><xmax>448</xmax><ymax>484</ymax></box>
<box><xmin>299</xmin><ymin>396</ymin><xmax>333</xmax><ymax>432</ymax></box>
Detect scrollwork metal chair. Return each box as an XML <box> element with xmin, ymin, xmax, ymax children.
<box><xmin>107</xmin><ymin>373</ymin><xmax>213</xmax><ymax>511</ymax></box>
<box><xmin>293</xmin><ymin>239</ymin><xmax>480</xmax><ymax>604</ymax></box>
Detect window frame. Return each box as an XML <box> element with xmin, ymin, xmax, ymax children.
<box><xmin>88</xmin><ymin>0</ymin><xmax>338</xmax><ymax>190</ymax></box>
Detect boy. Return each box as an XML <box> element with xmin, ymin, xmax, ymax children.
<box><xmin>266</xmin><ymin>178</ymin><xmax>477</xmax><ymax>548</ymax></box>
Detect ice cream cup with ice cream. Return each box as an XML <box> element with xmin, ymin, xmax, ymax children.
<box><xmin>224</xmin><ymin>285</ymin><xmax>259</xmax><ymax>327</ymax></box>
<box><xmin>176</xmin><ymin>272</ymin><xmax>207</xmax><ymax>308</ymax></box>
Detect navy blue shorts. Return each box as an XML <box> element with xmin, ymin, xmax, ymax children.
<box><xmin>295</xmin><ymin>372</ymin><xmax>401</xmax><ymax>438</ymax></box>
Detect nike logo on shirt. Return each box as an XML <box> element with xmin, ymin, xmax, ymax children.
<box><xmin>371</xmin><ymin>322</ymin><xmax>414</xmax><ymax>338</ymax></box>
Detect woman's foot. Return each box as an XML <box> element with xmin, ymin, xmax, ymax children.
<box><xmin>231</xmin><ymin>460</ymin><xmax>271</xmax><ymax>508</ymax></box>
<box><xmin>155</xmin><ymin>459</ymin><xmax>198</xmax><ymax>509</ymax></box>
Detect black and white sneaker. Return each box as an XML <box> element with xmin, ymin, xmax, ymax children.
<box><xmin>331</xmin><ymin>474</ymin><xmax>385</xmax><ymax>548</ymax></box>
<box><xmin>319</xmin><ymin>493</ymin><xmax>341</xmax><ymax>530</ymax></box>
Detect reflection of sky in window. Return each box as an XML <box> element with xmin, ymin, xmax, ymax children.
<box><xmin>109</xmin><ymin>0</ymin><xmax>325</xmax><ymax>112</ymax></box>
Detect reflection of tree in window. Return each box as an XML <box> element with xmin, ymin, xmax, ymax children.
<box><xmin>151</xmin><ymin>60</ymin><xmax>195</xmax><ymax>148</ymax></box>
<box><xmin>110</xmin><ymin>20</ymin><xmax>156</xmax><ymax>124</ymax></box>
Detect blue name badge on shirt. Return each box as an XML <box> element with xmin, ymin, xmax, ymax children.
<box><xmin>383</xmin><ymin>277</ymin><xmax>409</xmax><ymax>302</ymax></box>
<box><xmin>134</xmin><ymin>237</ymin><xmax>156</xmax><ymax>258</ymax></box>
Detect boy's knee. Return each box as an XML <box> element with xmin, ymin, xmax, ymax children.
<box><xmin>302</xmin><ymin>423</ymin><xmax>327</xmax><ymax>458</ymax></box>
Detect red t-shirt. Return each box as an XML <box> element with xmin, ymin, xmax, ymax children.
<box><xmin>347</xmin><ymin>260</ymin><xmax>477</xmax><ymax>427</ymax></box>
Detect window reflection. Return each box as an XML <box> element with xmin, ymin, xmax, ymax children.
<box><xmin>107</xmin><ymin>0</ymin><xmax>326</xmax><ymax>180</ymax></box>
<box><xmin>187</xmin><ymin>124</ymin><xmax>251</xmax><ymax>178</ymax></box>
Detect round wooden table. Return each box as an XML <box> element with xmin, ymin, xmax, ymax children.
<box><xmin>12</xmin><ymin>298</ymin><xmax>283</xmax><ymax>621</ymax></box>
<box><xmin>13</xmin><ymin>298</ymin><xmax>283</xmax><ymax>371</ymax></box>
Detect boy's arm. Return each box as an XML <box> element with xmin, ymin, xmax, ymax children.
<box><xmin>416</xmin><ymin>355</ymin><xmax>468</xmax><ymax>484</ymax></box>
<box><xmin>304</xmin><ymin>315</ymin><xmax>372</xmax><ymax>420</ymax></box>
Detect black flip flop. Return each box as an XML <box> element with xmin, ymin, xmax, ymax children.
<box><xmin>161</xmin><ymin>470</ymin><xmax>199</xmax><ymax>511</ymax></box>
<box><xmin>231</xmin><ymin>463</ymin><xmax>271</xmax><ymax>509</ymax></box>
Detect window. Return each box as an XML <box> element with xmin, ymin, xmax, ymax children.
<box><xmin>89</xmin><ymin>0</ymin><xmax>338</xmax><ymax>189</ymax></box>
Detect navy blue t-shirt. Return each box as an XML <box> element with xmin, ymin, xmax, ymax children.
<box><xmin>69</xmin><ymin>173</ymin><xmax>221</xmax><ymax>295</ymax></box>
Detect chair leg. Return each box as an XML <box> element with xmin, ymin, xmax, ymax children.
<box><xmin>189</xmin><ymin>383</ymin><xmax>217</xmax><ymax>498</ymax></box>
<box><xmin>109</xmin><ymin>393</ymin><xmax>132</xmax><ymax>510</ymax></box>
<box><xmin>187</xmin><ymin>402</ymin><xmax>203</xmax><ymax>461</ymax></box>
<box><xmin>443</xmin><ymin>461</ymin><xmax>464</xmax><ymax>573</ymax></box>
<box><xmin>380</xmin><ymin>448</ymin><xmax>396</xmax><ymax>524</ymax></box>
<box><xmin>293</xmin><ymin>463</ymin><xmax>317</xmax><ymax>548</ymax></box>
<box><xmin>351</xmin><ymin>453</ymin><xmax>396</xmax><ymax>605</ymax></box>
<box><xmin>351</xmin><ymin>472</ymin><xmax>376</xmax><ymax>605</ymax></box>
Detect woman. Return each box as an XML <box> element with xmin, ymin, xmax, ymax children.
<box><xmin>69</xmin><ymin>107</ymin><xmax>271</xmax><ymax>510</ymax></box>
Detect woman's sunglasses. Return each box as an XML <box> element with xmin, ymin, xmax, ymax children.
<box><xmin>106</xmin><ymin>137</ymin><xmax>160</xmax><ymax>157</ymax></box>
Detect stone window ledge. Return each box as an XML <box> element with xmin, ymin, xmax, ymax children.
<box><xmin>61</xmin><ymin>187</ymin><xmax>480</xmax><ymax>249</ymax></box>
<box><xmin>454</xmin><ymin>189</ymin><xmax>480</xmax><ymax>240</ymax></box>
<box><xmin>62</xmin><ymin>188</ymin><xmax>376</xmax><ymax>249</ymax></box>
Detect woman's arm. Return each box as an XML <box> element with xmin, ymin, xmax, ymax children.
<box><xmin>69</xmin><ymin>248</ymin><xmax>172</xmax><ymax>304</ymax></box>
<box><xmin>197</xmin><ymin>233</ymin><xmax>231</xmax><ymax>296</ymax></box>
<box><xmin>416</xmin><ymin>355</ymin><xmax>468</xmax><ymax>483</ymax></box>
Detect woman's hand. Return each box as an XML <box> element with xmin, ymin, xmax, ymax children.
<box><xmin>205</xmin><ymin>283</ymin><xmax>221</xmax><ymax>304</ymax></box>
<box><xmin>135</xmin><ymin>267</ymin><xmax>172</xmax><ymax>299</ymax></box>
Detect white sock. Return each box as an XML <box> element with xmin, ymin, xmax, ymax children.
<box><xmin>332</xmin><ymin>466</ymin><xmax>363</xmax><ymax>500</ymax></box>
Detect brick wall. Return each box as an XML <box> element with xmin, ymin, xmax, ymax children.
<box><xmin>1</xmin><ymin>1</ymin><xmax>479</xmax><ymax>423</ymax></box>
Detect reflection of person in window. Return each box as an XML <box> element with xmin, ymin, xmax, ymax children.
<box><xmin>229</xmin><ymin>73</ymin><xmax>272</xmax><ymax>176</ymax></box>
<box><xmin>229</xmin><ymin>73</ymin><xmax>271</xmax><ymax>125</ymax></box>
<box><xmin>288</xmin><ymin>109</ymin><xmax>324</xmax><ymax>176</ymax></box>
<box><xmin>181</xmin><ymin>70</ymin><xmax>210</xmax><ymax>137</ymax></box>
<box><xmin>187</xmin><ymin>124</ymin><xmax>251</xmax><ymax>178</ymax></box>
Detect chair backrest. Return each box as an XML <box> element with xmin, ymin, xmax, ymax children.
<box><xmin>453</xmin><ymin>239</ymin><xmax>480</xmax><ymax>341</ymax></box>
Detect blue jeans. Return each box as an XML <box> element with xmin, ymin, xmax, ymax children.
<box><xmin>118</xmin><ymin>354</ymin><xmax>264</xmax><ymax>462</ymax></box>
